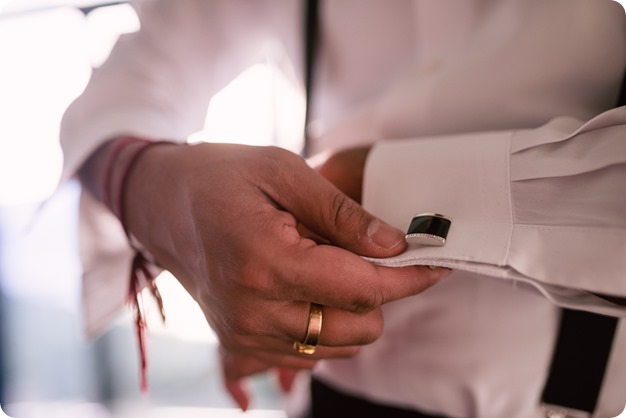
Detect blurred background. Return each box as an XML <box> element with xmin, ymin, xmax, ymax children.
<box><xmin>0</xmin><ymin>0</ymin><xmax>304</xmax><ymax>417</ymax></box>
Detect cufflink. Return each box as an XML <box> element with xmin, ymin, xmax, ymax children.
<box><xmin>405</xmin><ymin>213</ymin><xmax>452</xmax><ymax>246</ymax></box>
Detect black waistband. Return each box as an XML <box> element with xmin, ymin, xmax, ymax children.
<box><xmin>309</xmin><ymin>377</ymin><xmax>452</xmax><ymax>418</ymax></box>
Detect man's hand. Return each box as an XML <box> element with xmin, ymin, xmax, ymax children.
<box><xmin>81</xmin><ymin>140</ymin><xmax>447</xmax><ymax>408</ymax></box>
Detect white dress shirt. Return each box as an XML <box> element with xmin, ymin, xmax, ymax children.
<box><xmin>60</xmin><ymin>1</ymin><xmax>626</xmax><ymax>417</ymax></box>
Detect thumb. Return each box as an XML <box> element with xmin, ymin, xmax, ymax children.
<box><xmin>276</xmin><ymin>156</ymin><xmax>406</xmax><ymax>257</ymax></box>
<box><xmin>324</xmin><ymin>195</ymin><xmax>407</xmax><ymax>256</ymax></box>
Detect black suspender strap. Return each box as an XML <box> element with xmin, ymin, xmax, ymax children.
<box><xmin>540</xmin><ymin>66</ymin><xmax>626</xmax><ymax>417</ymax></box>
<box><xmin>302</xmin><ymin>0</ymin><xmax>320</xmax><ymax>158</ymax></box>
<box><xmin>540</xmin><ymin>309</ymin><xmax>619</xmax><ymax>417</ymax></box>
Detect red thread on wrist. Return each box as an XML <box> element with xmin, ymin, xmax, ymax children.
<box><xmin>104</xmin><ymin>137</ymin><xmax>173</xmax><ymax>393</ymax></box>
<box><xmin>101</xmin><ymin>136</ymin><xmax>148</xmax><ymax>212</ymax></box>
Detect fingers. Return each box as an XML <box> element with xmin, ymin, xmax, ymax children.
<box><xmin>277</xmin><ymin>368</ymin><xmax>299</xmax><ymax>393</ymax></box>
<box><xmin>224</xmin><ymin>377</ymin><xmax>249</xmax><ymax>411</ymax></box>
<box><xmin>220</xmin><ymin>210</ymin><xmax>447</xmax><ymax>343</ymax></box>
<box><xmin>222</xmin><ymin>332</ymin><xmax>362</xmax><ymax>360</ymax></box>
<box><xmin>280</xmin><ymin>243</ymin><xmax>450</xmax><ymax>313</ymax></box>
<box><xmin>219</xmin><ymin>305</ymin><xmax>374</xmax><ymax>351</ymax></box>
<box><xmin>259</xmin><ymin>148</ymin><xmax>407</xmax><ymax>258</ymax></box>
<box><xmin>220</xmin><ymin>347</ymin><xmax>309</xmax><ymax>411</ymax></box>
<box><xmin>220</xmin><ymin>346</ymin><xmax>253</xmax><ymax>411</ymax></box>
<box><xmin>233</xmin><ymin>150</ymin><xmax>448</xmax><ymax>312</ymax></box>
<box><xmin>278</xmin><ymin>305</ymin><xmax>383</xmax><ymax>347</ymax></box>
<box><xmin>233</xmin><ymin>200</ymin><xmax>447</xmax><ymax>314</ymax></box>
<box><xmin>300</xmin><ymin>185</ymin><xmax>406</xmax><ymax>256</ymax></box>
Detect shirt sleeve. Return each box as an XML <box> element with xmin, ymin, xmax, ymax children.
<box><xmin>363</xmin><ymin>107</ymin><xmax>626</xmax><ymax>317</ymax></box>
<box><xmin>59</xmin><ymin>0</ymin><xmax>301</xmax><ymax>337</ymax></box>
<box><xmin>60</xmin><ymin>0</ymin><xmax>301</xmax><ymax>182</ymax></box>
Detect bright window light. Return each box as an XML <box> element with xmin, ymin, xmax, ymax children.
<box><xmin>190</xmin><ymin>62</ymin><xmax>305</xmax><ymax>154</ymax></box>
<box><xmin>84</xmin><ymin>2</ymin><xmax>140</xmax><ymax>67</ymax></box>
<box><xmin>0</xmin><ymin>7</ymin><xmax>89</xmax><ymax>205</ymax></box>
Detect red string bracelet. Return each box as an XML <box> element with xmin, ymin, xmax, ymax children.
<box><xmin>101</xmin><ymin>137</ymin><xmax>145</xmax><ymax>211</ymax></box>
<box><xmin>103</xmin><ymin>137</ymin><xmax>175</xmax><ymax>392</ymax></box>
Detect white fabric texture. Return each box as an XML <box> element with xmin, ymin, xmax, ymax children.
<box><xmin>364</xmin><ymin>110</ymin><xmax>626</xmax><ymax>317</ymax></box>
<box><xmin>60</xmin><ymin>0</ymin><xmax>626</xmax><ymax>417</ymax></box>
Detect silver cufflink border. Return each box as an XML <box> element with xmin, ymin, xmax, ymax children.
<box><xmin>405</xmin><ymin>213</ymin><xmax>452</xmax><ymax>247</ymax></box>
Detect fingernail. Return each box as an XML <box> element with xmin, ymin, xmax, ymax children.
<box><xmin>368</xmin><ymin>219</ymin><xmax>405</xmax><ymax>249</ymax></box>
<box><xmin>428</xmin><ymin>266</ymin><xmax>453</xmax><ymax>278</ymax></box>
<box><xmin>428</xmin><ymin>265</ymin><xmax>451</xmax><ymax>271</ymax></box>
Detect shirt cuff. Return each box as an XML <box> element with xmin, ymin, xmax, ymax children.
<box><xmin>362</xmin><ymin>123</ymin><xmax>626</xmax><ymax>317</ymax></box>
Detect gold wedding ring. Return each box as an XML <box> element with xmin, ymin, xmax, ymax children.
<box><xmin>293</xmin><ymin>303</ymin><xmax>323</xmax><ymax>355</ymax></box>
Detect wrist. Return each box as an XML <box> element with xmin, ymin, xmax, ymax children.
<box><xmin>78</xmin><ymin>135</ymin><xmax>179</xmax><ymax>234</ymax></box>
<box><xmin>104</xmin><ymin>137</ymin><xmax>159</xmax><ymax>217</ymax></box>
<box><xmin>120</xmin><ymin>139</ymin><xmax>183</xmax><ymax>254</ymax></box>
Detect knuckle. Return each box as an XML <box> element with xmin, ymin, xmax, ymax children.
<box><xmin>347</xmin><ymin>285</ymin><xmax>384</xmax><ymax>313</ymax></box>
<box><xmin>329</xmin><ymin>192</ymin><xmax>363</xmax><ymax>231</ymax></box>
<box><xmin>237</xmin><ymin>264</ymin><xmax>275</xmax><ymax>295</ymax></box>
<box><xmin>267</xmin><ymin>212</ymin><xmax>300</xmax><ymax>245</ymax></box>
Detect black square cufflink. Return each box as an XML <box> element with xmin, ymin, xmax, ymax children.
<box><xmin>405</xmin><ymin>213</ymin><xmax>452</xmax><ymax>246</ymax></box>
